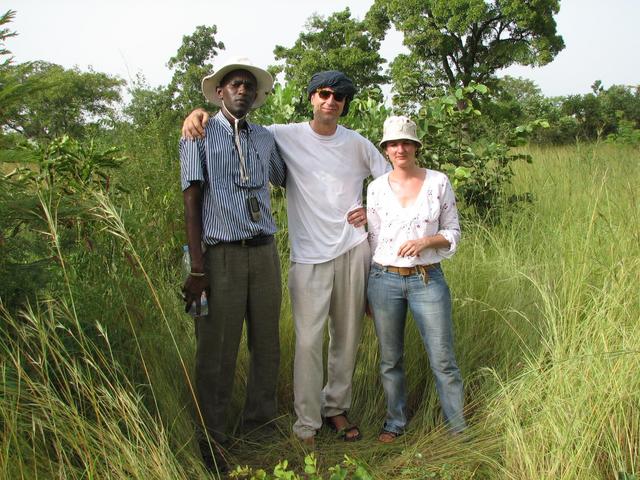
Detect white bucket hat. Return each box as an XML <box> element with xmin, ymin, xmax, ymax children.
<box><xmin>379</xmin><ymin>115</ymin><xmax>422</xmax><ymax>148</ymax></box>
<box><xmin>201</xmin><ymin>56</ymin><xmax>273</xmax><ymax>109</ymax></box>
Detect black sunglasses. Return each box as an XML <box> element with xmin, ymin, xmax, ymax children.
<box><xmin>316</xmin><ymin>89</ymin><xmax>346</xmax><ymax>102</ymax></box>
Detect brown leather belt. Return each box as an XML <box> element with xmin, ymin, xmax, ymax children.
<box><xmin>375</xmin><ymin>262</ymin><xmax>440</xmax><ymax>276</ymax></box>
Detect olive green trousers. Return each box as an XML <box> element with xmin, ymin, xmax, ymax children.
<box><xmin>194</xmin><ymin>240</ymin><xmax>281</xmax><ymax>444</ymax></box>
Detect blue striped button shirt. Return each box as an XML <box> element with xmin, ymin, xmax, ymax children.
<box><xmin>179</xmin><ymin>111</ymin><xmax>286</xmax><ymax>244</ymax></box>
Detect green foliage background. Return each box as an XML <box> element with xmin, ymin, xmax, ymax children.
<box><xmin>1</xmin><ymin>6</ymin><xmax>640</xmax><ymax>479</ymax></box>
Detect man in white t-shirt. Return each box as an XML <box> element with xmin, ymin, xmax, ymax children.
<box><xmin>182</xmin><ymin>70</ymin><xmax>390</xmax><ymax>444</ymax></box>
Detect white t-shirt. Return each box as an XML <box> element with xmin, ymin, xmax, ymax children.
<box><xmin>367</xmin><ymin>169</ymin><xmax>461</xmax><ymax>267</ymax></box>
<box><xmin>268</xmin><ymin>122</ymin><xmax>390</xmax><ymax>264</ymax></box>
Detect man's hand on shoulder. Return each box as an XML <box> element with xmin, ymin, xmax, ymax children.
<box><xmin>182</xmin><ymin>108</ymin><xmax>210</xmax><ymax>139</ymax></box>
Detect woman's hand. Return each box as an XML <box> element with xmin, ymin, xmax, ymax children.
<box><xmin>397</xmin><ymin>238</ymin><xmax>428</xmax><ymax>257</ymax></box>
<box><xmin>398</xmin><ymin>234</ymin><xmax>450</xmax><ymax>257</ymax></box>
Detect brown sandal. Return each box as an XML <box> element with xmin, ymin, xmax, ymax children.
<box><xmin>378</xmin><ymin>428</ymin><xmax>402</xmax><ymax>443</ymax></box>
<box><xmin>324</xmin><ymin>413</ymin><xmax>362</xmax><ymax>442</ymax></box>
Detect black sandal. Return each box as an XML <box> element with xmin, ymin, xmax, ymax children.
<box><xmin>324</xmin><ymin>413</ymin><xmax>362</xmax><ymax>442</ymax></box>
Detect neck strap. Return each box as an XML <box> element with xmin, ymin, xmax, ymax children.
<box><xmin>222</xmin><ymin>101</ymin><xmax>249</xmax><ymax>183</ymax></box>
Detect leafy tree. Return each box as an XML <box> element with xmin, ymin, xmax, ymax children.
<box><xmin>0</xmin><ymin>9</ymin><xmax>31</xmax><ymax>154</ymax></box>
<box><xmin>410</xmin><ymin>83</ymin><xmax>547</xmax><ymax>217</ymax></box>
<box><xmin>167</xmin><ymin>25</ymin><xmax>224</xmax><ymax>115</ymax></box>
<box><xmin>492</xmin><ymin>76</ymin><xmax>549</xmax><ymax>120</ymax></box>
<box><xmin>8</xmin><ymin>135</ymin><xmax>125</xmax><ymax>194</ymax></box>
<box><xmin>1</xmin><ymin>61</ymin><xmax>124</xmax><ymax>141</ymax></box>
<box><xmin>561</xmin><ymin>82</ymin><xmax>640</xmax><ymax>141</ymax></box>
<box><xmin>343</xmin><ymin>94</ymin><xmax>391</xmax><ymax>147</ymax></box>
<box><xmin>0</xmin><ymin>9</ymin><xmax>17</xmax><ymax>66</ymax></box>
<box><xmin>124</xmin><ymin>73</ymin><xmax>173</xmax><ymax>127</ymax></box>
<box><xmin>473</xmin><ymin>76</ymin><xmax>558</xmax><ymax>140</ymax></box>
<box><xmin>1</xmin><ymin>10</ymin><xmax>49</xmax><ymax>152</ymax></box>
<box><xmin>601</xmin><ymin>84</ymin><xmax>640</xmax><ymax>127</ymax></box>
<box><xmin>561</xmin><ymin>93</ymin><xmax>605</xmax><ymax>140</ymax></box>
<box><xmin>115</xmin><ymin>73</ymin><xmax>181</xmax><ymax>181</ymax></box>
<box><xmin>343</xmin><ymin>83</ymin><xmax>544</xmax><ymax>218</ymax></box>
<box><xmin>272</xmin><ymin>8</ymin><xmax>387</xmax><ymax>100</ymax></box>
<box><xmin>251</xmin><ymin>82</ymin><xmax>308</xmax><ymax>126</ymax></box>
<box><xmin>366</xmin><ymin>0</ymin><xmax>565</xmax><ymax>108</ymax></box>
<box><xmin>1</xmin><ymin>135</ymin><xmax>126</xmax><ymax>310</ymax></box>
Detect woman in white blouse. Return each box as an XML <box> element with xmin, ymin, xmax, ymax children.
<box><xmin>367</xmin><ymin>116</ymin><xmax>466</xmax><ymax>443</ymax></box>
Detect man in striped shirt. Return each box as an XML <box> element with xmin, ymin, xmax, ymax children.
<box><xmin>180</xmin><ymin>57</ymin><xmax>286</xmax><ymax>472</ymax></box>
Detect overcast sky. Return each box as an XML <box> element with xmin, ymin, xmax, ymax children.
<box><xmin>7</xmin><ymin>0</ymin><xmax>640</xmax><ymax>98</ymax></box>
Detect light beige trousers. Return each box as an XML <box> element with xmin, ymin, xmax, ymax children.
<box><xmin>289</xmin><ymin>240</ymin><xmax>371</xmax><ymax>439</ymax></box>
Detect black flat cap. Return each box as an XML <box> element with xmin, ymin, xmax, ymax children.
<box><xmin>306</xmin><ymin>70</ymin><xmax>356</xmax><ymax>116</ymax></box>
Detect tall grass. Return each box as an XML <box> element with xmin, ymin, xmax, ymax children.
<box><xmin>1</xmin><ymin>143</ymin><xmax>638</xmax><ymax>478</ymax></box>
<box><xmin>478</xmin><ymin>144</ymin><xmax>640</xmax><ymax>479</ymax></box>
<box><xmin>0</xmin><ymin>194</ymin><xmax>208</xmax><ymax>478</ymax></box>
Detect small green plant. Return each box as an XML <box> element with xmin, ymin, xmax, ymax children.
<box><xmin>606</xmin><ymin>117</ymin><xmax>640</xmax><ymax>145</ymax></box>
<box><xmin>228</xmin><ymin>454</ymin><xmax>372</xmax><ymax>480</ymax></box>
<box><xmin>618</xmin><ymin>474</ymin><xmax>639</xmax><ymax>480</ymax></box>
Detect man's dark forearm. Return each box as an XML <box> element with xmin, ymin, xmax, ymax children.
<box><xmin>183</xmin><ymin>184</ymin><xmax>204</xmax><ymax>272</ymax></box>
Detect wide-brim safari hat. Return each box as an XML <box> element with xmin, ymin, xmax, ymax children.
<box><xmin>379</xmin><ymin>115</ymin><xmax>422</xmax><ymax>147</ymax></box>
<box><xmin>201</xmin><ymin>56</ymin><xmax>273</xmax><ymax>109</ymax></box>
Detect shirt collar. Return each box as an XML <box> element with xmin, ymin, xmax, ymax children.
<box><xmin>214</xmin><ymin>110</ymin><xmax>254</xmax><ymax>134</ymax></box>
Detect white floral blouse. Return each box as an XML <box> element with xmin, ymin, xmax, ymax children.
<box><xmin>366</xmin><ymin>169</ymin><xmax>461</xmax><ymax>267</ymax></box>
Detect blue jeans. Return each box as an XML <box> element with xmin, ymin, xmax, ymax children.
<box><xmin>367</xmin><ymin>264</ymin><xmax>466</xmax><ymax>434</ymax></box>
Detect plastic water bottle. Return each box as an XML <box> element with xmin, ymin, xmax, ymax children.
<box><xmin>182</xmin><ymin>245</ymin><xmax>208</xmax><ymax>317</ymax></box>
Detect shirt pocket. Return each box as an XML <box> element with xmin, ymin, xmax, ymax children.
<box><xmin>238</xmin><ymin>140</ymin><xmax>268</xmax><ymax>189</ymax></box>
